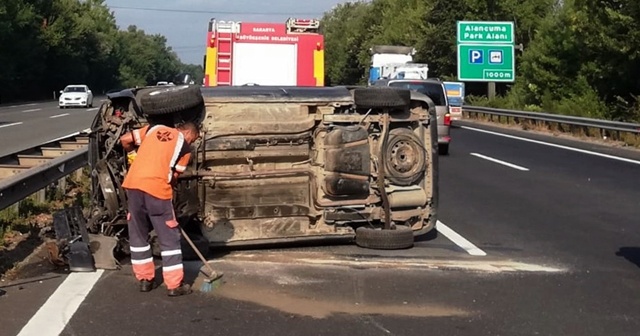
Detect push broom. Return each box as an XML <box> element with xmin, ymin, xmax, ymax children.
<box><xmin>179</xmin><ymin>227</ymin><xmax>223</xmax><ymax>292</ymax></box>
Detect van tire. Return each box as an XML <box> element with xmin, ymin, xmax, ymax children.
<box><xmin>138</xmin><ymin>85</ymin><xmax>204</xmax><ymax>115</ymax></box>
<box><xmin>353</xmin><ymin>87</ymin><xmax>411</xmax><ymax>108</ymax></box>
<box><xmin>355</xmin><ymin>225</ymin><xmax>414</xmax><ymax>250</ymax></box>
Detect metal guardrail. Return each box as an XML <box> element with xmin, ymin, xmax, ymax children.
<box><xmin>463</xmin><ymin>106</ymin><xmax>640</xmax><ymax>134</ymax></box>
<box><xmin>0</xmin><ymin>148</ymin><xmax>88</xmax><ymax>211</ymax></box>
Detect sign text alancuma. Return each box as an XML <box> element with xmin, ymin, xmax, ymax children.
<box><xmin>457</xmin><ymin>21</ymin><xmax>514</xmax><ymax>44</ymax></box>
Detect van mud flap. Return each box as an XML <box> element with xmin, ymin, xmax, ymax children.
<box><xmin>52</xmin><ymin>206</ymin><xmax>119</xmax><ymax>272</ymax></box>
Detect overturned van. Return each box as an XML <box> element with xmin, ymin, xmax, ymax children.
<box><xmin>82</xmin><ymin>83</ymin><xmax>438</xmax><ymax>264</ymax></box>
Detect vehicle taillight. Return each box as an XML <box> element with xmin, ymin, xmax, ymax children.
<box><xmin>444</xmin><ymin>113</ymin><xmax>451</xmax><ymax>126</ymax></box>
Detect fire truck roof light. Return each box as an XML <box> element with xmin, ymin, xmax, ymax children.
<box><xmin>286</xmin><ymin>18</ymin><xmax>320</xmax><ymax>33</ymax></box>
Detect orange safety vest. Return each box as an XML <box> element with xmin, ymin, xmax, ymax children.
<box><xmin>122</xmin><ymin>125</ymin><xmax>192</xmax><ymax>200</ymax></box>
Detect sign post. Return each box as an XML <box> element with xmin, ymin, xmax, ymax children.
<box><xmin>456</xmin><ymin>21</ymin><xmax>515</xmax><ymax>96</ymax></box>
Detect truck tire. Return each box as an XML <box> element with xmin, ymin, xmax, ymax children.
<box><xmin>138</xmin><ymin>84</ymin><xmax>204</xmax><ymax>115</ymax></box>
<box><xmin>355</xmin><ymin>225</ymin><xmax>414</xmax><ymax>250</ymax></box>
<box><xmin>353</xmin><ymin>87</ymin><xmax>411</xmax><ymax>109</ymax></box>
<box><xmin>438</xmin><ymin>143</ymin><xmax>450</xmax><ymax>156</ymax></box>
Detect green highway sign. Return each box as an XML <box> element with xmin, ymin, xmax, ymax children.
<box><xmin>457</xmin><ymin>45</ymin><xmax>515</xmax><ymax>82</ymax></box>
<box><xmin>456</xmin><ymin>21</ymin><xmax>515</xmax><ymax>82</ymax></box>
<box><xmin>457</xmin><ymin>21</ymin><xmax>514</xmax><ymax>44</ymax></box>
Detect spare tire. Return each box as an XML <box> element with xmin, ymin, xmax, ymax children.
<box><xmin>138</xmin><ymin>84</ymin><xmax>204</xmax><ymax>115</ymax></box>
<box><xmin>385</xmin><ymin>128</ymin><xmax>426</xmax><ymax>186</ymax></box>
<box><xmin>353</xmin><ymin>87</ymin><xmax>411</xmax><ymax>109</ymax></box>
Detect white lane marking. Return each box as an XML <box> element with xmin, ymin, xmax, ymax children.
<box><xmin>7</xmin><ymin>103</ymin><xmax>38</xmax><ymax>108</ymax></box>
<box><xmin>470</xmin><ymin>152</ymin><xmax>529</xmax><ymax>171</ymax></box>
<box><xmin>0</xmin><ymin>122</ymin><xmax>23</xmax><ymax>129</ymax></box>
<box><xmin>49</xmin><ymin>113</ymin><xmax>69</xmax><ymax>119</ymax></box>
<box><xmin>17</xmin><ymin>270</ymin><xmax>104</xmax><ymax>336</ymax></box>
<box><xmin>44</xmin><ymin>128</ymin><xmax>92</xmax><ymax>144</ymax></box>
<box><xmin>22</xmin><ymin>108</ymin><xmax>41</xmax><ymax>113</ymax></box>
<box><xmin>462</xmin><ymin>125</ymin><xmax>640</xmax><ymax>165</ymax></box>
<box><xmin>47</xmin><ymin>132</ymin><xmax>79</xmax><ymax>143</ymax></box>
<box><xmin>86</xmin><ymin>107</ymin><xmax>98</xmax><ymax>111</ymax></box>
<box><xmin>215</xmin><ymin>253</ymin><xmax>566</xmax><ymax>273</ymax></box>
<box><xmin>436</xmin><ymin>220</ymin><xmax>487</xmax><ymax>256</ymax></box>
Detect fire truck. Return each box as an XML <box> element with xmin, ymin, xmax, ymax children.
<box><xmin>203</xmin><ymin>18</ymin><xmax>324</xmax><ymax>87</ymax></box>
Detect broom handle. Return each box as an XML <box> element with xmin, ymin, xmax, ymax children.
<box><xmin>179</xmin><ymin>227</ymin><xmax>218</xmax><ymax>276</ymax></box>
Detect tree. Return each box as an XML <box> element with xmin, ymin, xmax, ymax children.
<box><xmin>320</xmin><ymin>0</ymin><xmax>640</xmax><ymax>121</ymax></box>
<box><xmin>0</xmin><ymin>0</ymin><xmax>202</xmax><ymax>102</ymax></box>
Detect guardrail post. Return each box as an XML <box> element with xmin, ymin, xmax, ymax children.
<box><xmin>35</xmin><ymin>189</ymin><xmax>46</xmax><ymax>203</ymax></box>
<box><xmin>488</xmin><ymin>82</ymin><xmax>496</xmax><ymax>99</ymax></box>
<box><xmin>58</xmin><ymin>177</ymin><xmax>67</xmax><ymax>195</ymax></box>
<box><xmin>74</xmin><ymin>168</ymin><xmax>83</xmax><ymax>180</ymax></box>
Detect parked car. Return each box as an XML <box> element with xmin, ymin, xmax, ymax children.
<box><xmin>61</xmin><ymin>81</ymin><xmax>440</xmax><ymax>269</ymax></box>
<box><xmin>372</xmin><ymin>79</ymin><xmax>451</xmax><ymax>155</ymax></box>
<box><xmin>59</xmin><ymin>84</ymin><xmax>94</xmax><ymax>108</ymax></box>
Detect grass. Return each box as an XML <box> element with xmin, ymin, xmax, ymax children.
<box><xmin>0</xmin><ymin>167</ymin><xmax>92</xmax><ymax>278</ymax></box>
<box><xmin>465</xmin><ymin>94</ymin><xmax>640</xmax><ymax>148</ymax></box>
<box><xmin>0</xmin><ymin>167</ymin><xmax>91</xmax><ymax>248</ymax></box>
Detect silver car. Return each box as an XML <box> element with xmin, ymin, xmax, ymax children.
<box><xmin>373</xmin><ymin>79</ymin><xmax>451</xmax><ymax>155</ymax></box>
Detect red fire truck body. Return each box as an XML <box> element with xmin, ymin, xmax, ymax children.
<box><xmin>203</xmin><ymin>18</ymin><xmax>324</xmax><ymax>87</ymax></box>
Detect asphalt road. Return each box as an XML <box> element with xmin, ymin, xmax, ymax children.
<box><xmin>2</xmin><ymin>120</ymin><xmax>640</xmax><ymax>336</ymax></box>
<box><xmin>0</xmin><ymin>99</ymin><xmax>101</xmax><ymax>158</ymax></box>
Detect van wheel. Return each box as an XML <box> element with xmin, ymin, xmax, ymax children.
<box><xmin>138</xmin><ymin>84</ymin><xmax>204</xmax><ymax>115</ymax></box>
<box><xmin>355</xmin><ymin>225</ymin><xmax>414</xmax><ymax>250</ymax></box>
<box><xmin>353</xmin><ymin>87</ymin><xmax>411</xmax><ymax>109</ymax></box>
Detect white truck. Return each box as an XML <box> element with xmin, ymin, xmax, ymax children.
<box><xmin>368</xmin><ymin>45</ymin><xmax>429</xmax><ymax>85</ymax></box>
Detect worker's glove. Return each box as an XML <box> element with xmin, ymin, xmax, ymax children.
<box><xmin>127</xmin><ymin>150</ymin><xmax>137</xmax><ymax>165</ymax></box>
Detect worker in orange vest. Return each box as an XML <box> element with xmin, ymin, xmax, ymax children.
<box><xmin>119</xmin><ymin>122</ymin><xmax>200</xmax><ymax>296</ymax></box>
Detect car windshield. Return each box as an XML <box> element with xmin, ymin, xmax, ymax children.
<box><xmin>388</xmin><ymin>81</ymin><xmax>447</xmax><ymax>106</ymax></box>
<box><xmin>64</xmin><ymin>86</ymin><xmax>86</xmax><ymax>93</ymax></box>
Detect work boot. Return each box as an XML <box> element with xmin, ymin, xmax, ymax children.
<box><xmin>139</xmin><ymin>279</ymin><xmax>155</xmax><ymax>292</ymax></box>
<box><xmin>167</xmin><ymin>283</ymin><xmax>192</xmax><ymax>297</ymax></box>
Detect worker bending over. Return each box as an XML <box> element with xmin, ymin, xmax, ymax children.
<box><xmin>119</xmin><ymin>122</ymin><xmax>199</xmax><ymax>296</ymax></box>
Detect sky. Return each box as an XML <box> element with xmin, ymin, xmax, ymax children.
<box><xmin>104</xmin><ymin>0</ymin><xmax>351</xmax><ymax>65</ymax></box>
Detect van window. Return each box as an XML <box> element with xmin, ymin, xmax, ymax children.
<box><xmin>388</xmin><ymin>81</ymin><xmax>447</xmax><ymax>106</ymax></box>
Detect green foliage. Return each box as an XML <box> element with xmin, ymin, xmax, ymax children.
<box><xmin>0</xmin><ymin>0</ymin><xmax>201</xmax><ymax>103</ymax></box>
<box><xmin>321</xmin><ymin>0</ymin><xmax>640</xmax><ymax>121</ymax></box>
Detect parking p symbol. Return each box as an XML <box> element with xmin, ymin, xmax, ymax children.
<box><xmin>469</xmin><ymin>50</ymin><xmax>483</xmax><ymax>64</ymax></box>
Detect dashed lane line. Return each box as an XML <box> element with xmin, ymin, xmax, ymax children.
<box><xmin>7</xmin><ymin>103</ymin><xmax>38</xmax><ymax>108</ymax></box>
<box><xmin>436</xmin><ymin>221</ymin><xmax>487</xmax><ymax>256</ymax></box>
<box><xmin>17</xmin><ymin>270</ymin><xmax>104</xmax><ymax>336</ymax></box>
<box><xmin>462</xmin><ymin>125</ymin><xmax>640</xmax><ymax>165</ymax></box>
<box><xmin>470</xmin><ymin>152</ymin><xmax>529</xmax><ymax>171</ymax></box>
<box><xmin>86</xmin><ymin>107</ymin><xmax>99</xmax><ymax>111</ymax></box>
<box><xmin>21</xmin><ymin>108</ymin><xmax>41</xmax><ymax>113</ymax></box>
<box><xmin>0</xmin><ymin>122</ymin><xmax>23</xmax><ymax>129</ymax></box>
<box><xmin>49</xmin><ymin>113</ymin><xmax>69</xmax><ymax>119</ymax></box>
